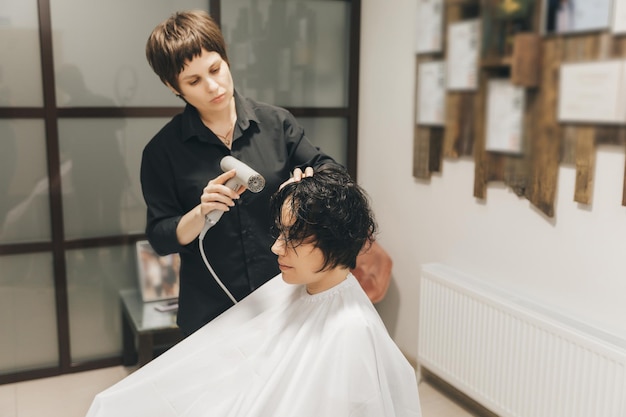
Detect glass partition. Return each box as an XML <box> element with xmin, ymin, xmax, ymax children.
<box><xmin>0</xmin><ymin>120</ymin><xmax>50</xmax><ymax>244</ymax></box>
<box><xmin>58</xmin><ymin>118</ymin><xmax>168</xmax><ymax>238</ymax></box>
<box><xmin>50</xmin><ymin>0</ymin><xmax>211</xmax><ymax>107</ymax></box>
<box><xmin>222</xmin><ymin>0</ymin><xmax>350</xmax><ymax>107</ymax></box>
<box><xmin>0</xmin><ymin>0</ymin><xmax>43</xmax><ymax>106</ymax></box>
<box><xmin>67</xmin><ymin>245</ymin><xmax>137</xmax><ymax>362</ymax></box>
<box><xmin>299</xmin><ymin>117</ymin><xmax>348</xmax><ymax>167</ymax></box>
<box><xmin>0</xmin><ymin>253</ymin><xmax>58</xmax><ymax>374</ymax></box>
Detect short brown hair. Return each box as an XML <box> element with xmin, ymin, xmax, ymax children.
<box><xmin>146</xmin><ymin>10</ymin><xmax>229</xmax><ymax>92</ymax></box>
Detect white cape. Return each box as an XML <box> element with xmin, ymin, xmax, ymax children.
<box><xmin>86</xmin><ymin>274</ymin><xmax>422</xmax><ymax>417</ymax></box>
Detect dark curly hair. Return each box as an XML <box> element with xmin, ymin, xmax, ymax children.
<box><xmin>270</xmin><ymin>166</ymin><xmax>377</xmax><ymax>271</ymax></box>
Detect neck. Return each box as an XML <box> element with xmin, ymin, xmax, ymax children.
<box><xmin>306</xmin><ymin>268</ymin><xmax>350</xmax><ymax>295</ymax></box>
<box><xmin>199</xmin><ymin>99</ymin><xmax>236</xmax><ymax>147</ymax></box>
<box><xmin>199</xmin><ymin>97</ymin><xmax>236</xmax><ymax>127</ymax></box>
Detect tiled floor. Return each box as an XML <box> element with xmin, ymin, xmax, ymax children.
<box><xmin>0</xmin><ymin>366</ymin><xmax>480</xmax><ymax>417</ymax></box>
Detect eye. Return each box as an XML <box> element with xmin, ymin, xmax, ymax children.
<box><xmin>210</xmin><ymin>66</ymin><xmax>220</xmax><ymax>74</ymax></box>
<box><xmin>189</xmin><ymin>78</ymin><xmax>200</xmax><ymax>86</ymax></box>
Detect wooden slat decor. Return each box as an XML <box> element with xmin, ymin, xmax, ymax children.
<box><xmin>414</xmin><ymin>126</ymin><xmax>440</xmax><ymax>179</ymax></box>
<box><xmin>574</xmin><ymin>127</ymin><xmax>596</xmax><ymax>205</ymax></box>
<box><xmin>413</xmin><ymin>0</ymin><xmax>626</xmax><ymax>217</ymax></box>
<box><xmin>414</xmin><ymin>0</ymin><xmax>479</xmax><ymax>181</ymax></box>
<box><xmin>511</xmin><ymin>33</ymin><xmax>541</xmax><ymax>87</ymax></box>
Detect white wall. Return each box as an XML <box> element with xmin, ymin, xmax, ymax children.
<box><xmin>358</xmin><ymin>0</ymin><xmax>626</xmax><ymax>362</ymax></box>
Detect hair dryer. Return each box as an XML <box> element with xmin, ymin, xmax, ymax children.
<box><xmin>202</xmin><ymin>156</ymin><xmax>265</xmax><ymax>234</ymax></box>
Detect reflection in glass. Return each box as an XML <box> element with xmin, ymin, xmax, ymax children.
<box><xmin>0</xmin><ymin>253</ymin><xmax>58</xmax><ymax>374</ymax></box>
<box><xmin>67</xmin><ymin>246</ymin><xmax>137</xmax><ymax>362</ymax></box>
<box><xmin>299</xmin><ymin>118</ymin><xmax>348</xmax><ymax>167</ymax></box>
<box><xmin>222</xmin><ymin>0</ymin><xmax>350</xmax><ymax>107</ymax></box>
<box><xmin>0</xmin><ymin>120</ymin><xmax>51</xmax><ymax>244</ymax></box>
<box><xmin>59</xmin><ymin>118</ymin><xmax>168</xmax><ymax>238</ymax></box>
<box><xmin>118</xmin><ymin>118</ymin><xmax>173</xmax><ymax>234</ymax></box>
<box><xmin>59</xmin><ymin>118</ymin><xmax>128</xmax><ymax>239</ymax></box>
<box><xmin>50</xmin><ymin>0</ymin><xmax>211</xmax><ymax>107</ymax></box>
<box><xmin>0</xmin><ymin>0</ymin><xmax>43</xmax><ymax>106</ymax></box>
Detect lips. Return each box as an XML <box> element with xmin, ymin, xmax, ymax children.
<box><xmin>211</xmin><ymin>93</ymin><xmax>225</xmax><ymax>103</ymax></box>
<box><xmin>278</xmin><ymin>263</ymin><xmax>292</xmax><ymax>271</ymax></box>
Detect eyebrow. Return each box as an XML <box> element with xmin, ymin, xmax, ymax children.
<box><xmin>180</xmin><ymin>58</ymin><xmax>221</xmax><ymax>81</ymax></box>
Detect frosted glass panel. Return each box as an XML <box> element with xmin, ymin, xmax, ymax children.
<box><xmin>59</xmin><ymin>118</ymin><xmax>169</xmax><ymax>238</ymax></box>
<box><xmin>0</xmin><ymin>253</ymin><xmax>58</xmax><ymax>374</ymax></box>
<box><xmin>299</xmin><ymin>117</ymin><xmax>348</xmax><ymax>167</ymax></box>
<box><xmin>222</xmin><ymin>0</ymin><xmax>350</xmax><ymax>107</ymax></box>
<box><xmin>50</xmin><ymin>0</ymin><xmax>210</xmax><ymax>107</ymax></box>
<box><xmin>0</xmin><ymin>1</ymin><xmax>43</xmax><ymax>106</ymax></box>
<box><xmin>0</xmin><ymin>120</ymin><xmax>50</xmax><ymax>244</ymax></box>
<box><xmin>67</xmin><ymin>246</ymin><xmax>137</xmax><ymax>362</ymax></box>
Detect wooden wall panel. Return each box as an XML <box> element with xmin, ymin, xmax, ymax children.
<box><xmin>413</xmin><ymin>126</ymin><xmax>443</xmax><ymax>179</ymax></box>
<box><xmin>574</xmin><ymin>127</ymin><xmax>596</xmax><ymax>205</ymax></box>
<box><xmin>413</xmin><ymin>0</ymin><xmax>626</xmax><ymax>216</ymax></box>
<box><xmin>526</xmin><ymin>37</ymin><xmax>562</xmax><ymax>218</ymax></box>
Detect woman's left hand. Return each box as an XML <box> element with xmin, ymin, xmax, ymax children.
<box><xmin>279</xmin><ymin>167</ymin><xmax>314</xmax><ymax>190</ymax></box>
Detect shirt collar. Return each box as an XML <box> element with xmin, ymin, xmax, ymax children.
<box><xmin>180</xmin><ymin>89</ymin><xmax>260</xmax><ymax>143</ymax></box>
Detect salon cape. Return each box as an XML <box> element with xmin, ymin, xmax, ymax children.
<box><xmin>85</xmin><ymin>274</ymin><xmax>422</xmax><ymax>417</ymax></box>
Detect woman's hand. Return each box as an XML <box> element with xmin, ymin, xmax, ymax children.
<box><xmin>279</xmin><ymin>166</ymin><xmax>314</xmax><ymax>190</ymax></box>
<box><xmin>176</xmin><ymin>170</ymin><xmax>244</xmax><ymax>245</ymax></box>
<box><xmin>200</xmin><ymin>169</ymin><xmax>243</xmax><ymax>217</ymax></box>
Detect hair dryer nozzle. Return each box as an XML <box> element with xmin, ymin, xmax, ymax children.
<box><xmin>220</xmin><ymin>156</ymin><xmax>265</xmax><ymax>193</ymax></box>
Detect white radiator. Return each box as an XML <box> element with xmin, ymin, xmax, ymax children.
<box><xmin>418</xmin><ymin>263</ymin><xmax>626</xmax><ymax>417</ymax></box>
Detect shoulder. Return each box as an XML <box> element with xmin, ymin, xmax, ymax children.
<box><xmin>143</xmin><ymin>113</ymin><xmax>184</xmax><ymax>156</ymax></box>
<box><xmin>238</xmin><ymin>94</ymin><xmax>298</xmax><ymax>126</ymax></box>
<box><xmin>326</xmin><ymin>279</ymin><xmax>385</xmax><ymax>338</ymax></box>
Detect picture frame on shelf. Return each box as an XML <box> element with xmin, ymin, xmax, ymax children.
<box><xmin>135</xmin><ymin>240</ymin><xmax>181</xmax><ymax>302</ymax></box>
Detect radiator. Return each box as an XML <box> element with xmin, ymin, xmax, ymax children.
<box><xmin>417</xmin><ymin>263</ymin><xmax>626</xmax><ymax>417</ymax></box>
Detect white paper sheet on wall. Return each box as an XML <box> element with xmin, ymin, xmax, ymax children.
<box><xmin>415</xmin><ymin>0</ymin><xmax>444</xmax><ymax>54</ymax></box>
<box><xmin>558</xmin><ymin>60</ymin><xmax>626</xmax><ymax>124</ymax></box>
<box><xmin>446</xmin><ymin>19</ymin><xmax>480</xmax><ymax>91</ymax></box>
<box><xmin>612</xmin><ymin>0</ymin><xmax>626</xmax><ymax>33</ymax></box>
<box><xmin>417</xmin><ymin>60</ymin><xmax>446</xmax><ymax>126</ymax></box>
<box><xmin>485</xmin><ymin>79</ymin><xmax>525</xmax><ymax>154</ymax></box>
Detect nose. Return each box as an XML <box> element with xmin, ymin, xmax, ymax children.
<box><xmin>271</xmin><ymin>237</ymin><xmax>285</xmax><ymax>256</ymax></box>
<box><xmin>204</xmin><ymin>76</ymin><xmax>219</xmax><ymax>91</ymax></box>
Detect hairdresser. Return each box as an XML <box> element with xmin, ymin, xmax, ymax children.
<box><xmin>141</xmin><ymin>10</ymin><xmax>339</xmax><ymax>336</ymax></box>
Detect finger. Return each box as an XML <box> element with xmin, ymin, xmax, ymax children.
<box><xmin>207</xmin><ymin>170</ymin><xmax>240</xmax><ymax>199</ymax></box>
<box><xmin>303</xmin><ymin>166</ymin><xmax>314</xmax><ymax>178</ymax></box>
<box><xmin>210</xmin><ymin>169</ymin><xmax>237</xmax><ymax>186</ymax></box>
<box><xmin>292</xmin><ymin>168</ymin><xmax>303</xmax><ymax>181</ymax></box>
<box><xmin>279</xmin><ymin>177</ymin><xmax>296</xmax><ymax>190</ymax></box>
<box><xmin>200</xmin><ymin>189</ymin><xmax>236</xmax><ymax>208</ymax></box>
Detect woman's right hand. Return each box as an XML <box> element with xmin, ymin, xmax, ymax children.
<box><xmin>176</xmin><ymin>170</ymin><xmax>244</xmax><ymax>245</ymax></box>
<box><xmin>199</xmin><ymin>169</ymin><xmax>242</xmax><ymax>217</ymax></box>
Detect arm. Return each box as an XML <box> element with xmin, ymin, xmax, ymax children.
<box><xmin>175</xmin><ymin>170</ymin><xmax>242</xmax><ymax>245</ymax></box>
<box><xmin>141</xmin><ymin>146</ymin><xmax>241</xmax><ymax>253</ymax></box>
<box><xmin>280</xmin><ymin>110</ymin><xmax>344</xmax><ymax>187</ymax></box>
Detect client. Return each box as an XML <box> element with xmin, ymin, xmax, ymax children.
<box><xmin>85</xmin><ymin>166</ymin><xmax>422</xmax><ymax>417</ymax></box>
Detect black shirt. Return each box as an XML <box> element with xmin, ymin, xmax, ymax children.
<box><xmin>140</xmin><ymin>90</ymin><xmax>339</xmax><ymax>335</ymax></box>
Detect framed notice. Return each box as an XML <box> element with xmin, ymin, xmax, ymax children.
<box><xmin>446</xmin><ymin>19</ymin><xmax>480</xmax><ymax>91</ymax></box>
<box><xmin>136</xmin><ymin>240</ymin><xmax>181</xmax><ymax>302</ymax></box>
<box><xmin>558</xmin><ymin>60</ymin><xmax>626</xmax><ymax>124</ymax></box>
<box><xmin>485</xmin><ymin>79</ymin><xmax>525</xmax><ymax>154</ymax></box>
<box><xmin>544</xmin><ymin>0</ymin><xmax>613</xmax><ymax>34</ymax></box>
<box><xmin>416</xmin><ymin>0</ymin><xmax>444</xmax><ymax>54</ymax></box>
<box><xmin>416</xmin><ymin>60</ymin><xmax>446</xmax><ymax>126</ymax></box>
